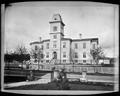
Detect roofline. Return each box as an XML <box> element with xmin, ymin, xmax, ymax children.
<box><xmin>72</xmin><ymin>38</ymin><xmax>98</xmax><ymax>41</ymax></box>
<box><xmin>61</xmin><ymin>38</ymin><xmax>72</xmax><ymax>41</ymax></box>
<box><xmin>30</xmin><ymin>38</ymin><xmax>98</xmax><ymax>45</ymax></box>
<box><xmin>61</xmin><ymin>38</ymin><xmax>98</xmax><ymax>42</ymax></box>
<box><xmin>43</xmin><ymin>39</ymin><xmax>50</xmax><ymax>42</ymax></box>
<box><xmin>30</xmin><ymin>39</ymin><xmax>50</xmax><ymax>45</ymax></box>
<box><xmin>30</xmin><ymin>41</ymin><xmax>41</xmax><ymax>45</ymax></box>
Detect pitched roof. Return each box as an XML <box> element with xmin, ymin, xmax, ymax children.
<box><xmin>49</xmin><ymin>14</ymin><xmax>65</xmax><ymax>26</ymax></box>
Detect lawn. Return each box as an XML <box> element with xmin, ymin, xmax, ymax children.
<box><xmin>5</xmin><ymin>81</ymin><xmax>114</xmax><ymax>91</ymax></box>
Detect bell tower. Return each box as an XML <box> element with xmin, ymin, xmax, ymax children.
<box><xmin>49</xmin><ymin>14</ymin><xmax>65</xmax><ymax>37</ymax></box>
<box><xmin>49</xmin><ymin>14</ymin><xmax>65</xmax><ymax>61</ymax></box>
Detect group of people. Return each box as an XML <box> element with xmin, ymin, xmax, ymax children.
<box><xmin>52</xmin><ymin>67</ymin><xmax>70</xmax><ymax>90</ymax></box>
<box><xmin>26</xmin><ymin>70</ymin><xmax>35</xmax><ymax>81</ymax></box>
<box><xmin>26</xmin><ymin>67</ymin><xmax>70</xmax><ymax>89</ymax></box>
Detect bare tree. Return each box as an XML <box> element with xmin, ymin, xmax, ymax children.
<box><xmin>15</xmin><ymin>44</ymin><xmax>28</xmax><ymax>55</ymax></box>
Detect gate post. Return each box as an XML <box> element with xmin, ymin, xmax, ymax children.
<box><xmin>51</xmin><ymin>67</ymin><xmax>55</xmax><ymax>82</ymax></box>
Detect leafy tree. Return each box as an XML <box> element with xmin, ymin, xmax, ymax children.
<box><xmin>30</xmin><ymin>46</ymin><xmax>43</xmax><ymax>63</ymax></box>
<box><xmin>4</xmin><ymin>45</ymin><xmax>30</xmax><ymax>69</ymax></box>
<box><xmin>90</xmin><ymin>46</ymin><xmax>105</xmax><ymax>72</ymax></box>
<box><xmin>30</xmin><ymin>48</ymin><xmax>37</xmax><ymax>62</ymax></box>
<box><xmin>90</xmin><ymin>46</ymin><xmax>105</xmax><ymax>64</ymax></box>
<box><xmin>30</xmin><ymin>46</ymin><xmax>43</xmax><ymax>70</ymax></box>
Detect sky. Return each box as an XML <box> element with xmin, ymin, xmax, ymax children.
<box><xmin>4</xmin><ymin>2</ymin><xmax>119</xmax><ymax>58</ymax></box>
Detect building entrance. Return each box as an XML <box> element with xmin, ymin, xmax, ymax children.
<box><xmin>53</xmin><ymin>51</ymin><xmax>57</xmax><ymax>59</ymax></box>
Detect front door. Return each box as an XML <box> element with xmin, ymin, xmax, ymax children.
<box><xmin>53</xmin><ymin>51</ymin><xmax>57</xmax><ymax>59</ymax></box>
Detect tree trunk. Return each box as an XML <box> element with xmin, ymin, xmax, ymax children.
<box><xmin>95</xmin><ymin>59</ymin><xmax>99</xmax><ymax>73</ymax></box>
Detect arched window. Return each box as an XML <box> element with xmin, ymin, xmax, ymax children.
<box><xmin>46</xmin><ymin>52</ymin><xmax>49</xmax><ymax>58</ymax></box>
<box><xmin>83</xmin><ymin>52</ymin><xmax>86</xmax><ymax>58</ymax></box>
<box><xmin>75</xmin><ymin>52</ymin><xmax>78</xmax><ymax>58</ymax></box>
<box><xmin>53</xmin><ymin>52</ymin><xmax>57</xmax><ymax>59</ymax></box>
<box><xmin>53</xmin><ymin>41</ymin><xmax>57</xmax><ymax>48</ymax></box>
<box><xmin>63</xmin><ymin>42</ymin><xmax>66</xmax><ymax>48</ymax></box>
<box><xmin>53</xmin><ymin>35</ymin><xmax>57</xmax><ymax>39</ymax></box>
<box><xmin>83</xmin><ymin>43</ymin><xmax>86</xmax><ymax>49</ymax></box>
<box><xmin>63</xmin><ymin>52</ymin><xmax>66</xmax><ymax>58</ymax></box>
<box><xmin>93</xmin><ymin>44</ymin><xmax>96</xmax><ymax>49</ymax></box>
<box><xmin>46</xmin><ymin>43</ymin><xmax>49</xmax><ymax>49</ymax></box>
<box><xmin>75</xmin><ymin>43</ymin><xmax>78</xmax><ymax>49</ymax></box>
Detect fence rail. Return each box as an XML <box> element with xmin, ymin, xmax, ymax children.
<box><xmin>4</xmin><ymin>62</ymin><xmax>114</xmax><ymax>74</ymax></box>
<box><xmin>28</xmin><ymin>63</ymin><xmax>114</xmax><ymax>74</ymax></box>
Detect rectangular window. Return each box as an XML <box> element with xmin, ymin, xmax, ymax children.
<box><xmin>53</xmin><ymin>44</ymin><xmax>57</xmax><ymax>48</ymax></box>
<box><xmin>46</xmin><ymin>60</ymin><xmax>49</xmax><ymax>63</ymax></box>
<box><xmin>93</xmin><ymin>44</ymin><xmax>96</xmax><ymax>49</ymax></box>
<box><xmin>41</xmin><ymin>60</ymin><xmax>43</xmax><ymax>63</ymax></box>
<box><xmin>63</xmin><ymin>52</ymin><xmax>66</xmax><ymax>58</ymax></box>
<box><xmin>83</xmin><ymin>43</ymin><xmax>86</xmax><ymax>49</ymax></box>
<box><xmin>83</xmin><ymin>60</ymin><xmax>86</xmax><ymax>63</ymax></box>
<box><xmin>46</xmin><ymin>43</ymin><xmax>49</xmax><ymax>49</ymax></box>
<box><xmin>83</xmin><ymin>52</ymin><xmax>86</xmax><ymax>58</ymax></box>
<box><xmin>63</xmin><ymin>60</ymin><xmax>66</xmax><ymax>63</ymax></box>
<box><xmin>75</xmin><ymin>43</ymin><xmax>78</xmax><ymax>49</ymax></box>
<box><xmin>53</xmin><ymin>41</ymin><xmax>57</xmax><ymax>48</ymax></box>
<box><xmin>41</xmin><ymin>45</ymin><xmax>43</xmax><ymax>50</ymax></box>
<box><xmin>75</xmin><ymin>60</ymin><xmax>78</xmax><ymax>63</ymax></box>
<box><xmin>75</xmin><ymin>52</ymin><xmax>78</xmax><ymax>58</ymax></box>
<box><xmin>53</xmin><ymin>35</ymin><xmax>57</xmax><ymax>39</ymax></box>
<box><xmin>63</xmin><ymin>42</ymin><xmax>66</xmax><ymax>48</ymax></box>
<box><xmin>46</xmin><ymin>52</ymin><xmax>49</xmax><ymax>58</ymax></box>
<box><xmin>35</xmin><ymin>45</ymin><xmax>38</xmax><ymax>50</ymax></box>
<box><xmin>53</xmin><ymin>26</ymin><xmax>57</xmax><ymax>31</ymax></box>
<box><xmin>41</xmin><ymin>54</ymin><xmax>44</xmax><ymax>59</ymax></box>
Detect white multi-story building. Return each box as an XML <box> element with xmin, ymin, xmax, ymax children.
<box><xmin>30</xmin><ymin>14</ymin><xmax>98</xmax><ymax>65</ymax></box>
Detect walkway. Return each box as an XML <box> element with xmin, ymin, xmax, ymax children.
<box><xmin>4</xmin><ymin>74</ymin><xmax>51</xmax><ymax>88</ymax></box>
<box><xmin>4</xmin><ymin>73</ymin><xmax>116</xmax><ymax>88</ymax></box>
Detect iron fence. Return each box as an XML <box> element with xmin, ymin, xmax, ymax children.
<box><xmin>4</xmin><ymin>60</ymin><xmax>114</xmax><ymax>74</ymax></box>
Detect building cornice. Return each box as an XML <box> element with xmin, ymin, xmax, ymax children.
<box><xmin>72</xmin><ymin>38</ymin><xmax>98</xmax><ymax>42</ymax></box>
<box><xmin>49</xmin><ymin>32</ymin><xmax>64</xmax><ymax>36</ymax></box>
<box><xmin>30</xmin><ymin>38</ymin><xmax>98</xmax><ymax>45</ymax></box>
<box><xmin>49</xmin><ymin>21</ymin><xmax>65</xmax><ymax>26</ymax></box>
<box><xmin>30</xmin><ymin>39</ymin><xmax>50</xmax><ymax>45</ymax></box>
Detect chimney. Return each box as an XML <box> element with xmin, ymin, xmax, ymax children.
<box><xmin>79</xmin><ymin>33</ymin><xmax>82</xmax><ymax>39</ymax></box>
<box><xmin>39</xmin><ymin>37</ymin><xmax>42</xmax><ymax>42</ymax></box>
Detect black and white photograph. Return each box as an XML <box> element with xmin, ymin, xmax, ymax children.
<box><xmin>1</xmin><ymin>1</ymin><xmax>119</xmax><ymax>95</ymax></box>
